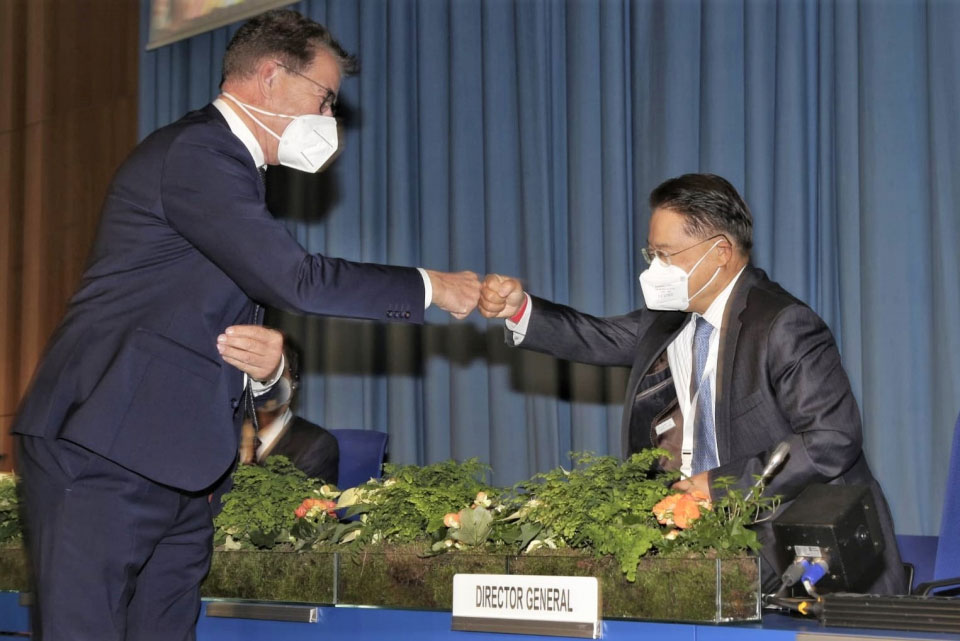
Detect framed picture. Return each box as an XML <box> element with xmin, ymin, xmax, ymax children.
<box><xmin>147</xmin><ymin>0</ymin><xmax>295</xmax><ymax>50</ymax></box>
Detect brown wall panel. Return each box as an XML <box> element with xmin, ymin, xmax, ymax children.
<box><xmin>1</xmin><ymin>0</ymin><xmax>139</xmax><ymax>471</ymax></box>
<box><xmin>0</xmin><ymin>417</ymin><xmax>12</xmax><ymax>470</ymax></box>
<box><xmin>0</xmin><ymin>131</ymin><xmax>23</xmax><ymax>417</ymax></box>
<box><xmin>0</xmin><ymin>0</ymin><xmax>26</xmax><ymax>134</ymax></box>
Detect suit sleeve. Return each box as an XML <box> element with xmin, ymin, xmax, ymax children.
<box><xmin>708</xmin><ymin>304</ymin><xmax>864</xmax><ymax>501</ymax></box>
<box><xmin>514</xmin><ymin>296</ymin><xmax>648</xmax><ymax>368</ymax></box>
<box><xmin>160</xmin><ymin>128</ymin><xmax>424</xmax><ymax>323</ymax></box>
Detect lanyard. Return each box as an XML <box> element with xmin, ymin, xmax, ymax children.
<box><xmin>680</xmin><ymin>350</ymin><xmax>716</xmax><ymax>477</ymax></box>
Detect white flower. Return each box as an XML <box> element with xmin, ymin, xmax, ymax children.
<box><xmin>318</xmin><ymin>484</ymin><xmax>341</xmax><ymax>499</ymax></box>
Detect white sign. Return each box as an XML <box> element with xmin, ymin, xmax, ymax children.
<box><xmin>451</xmin><ymin>574</ymin><xmax>601</xmax><ymax>639</ymax></box>
<box><xmin>794</xmin><ymin>545</ymin><xmax>824</xmax><ymax>558</ymax></box>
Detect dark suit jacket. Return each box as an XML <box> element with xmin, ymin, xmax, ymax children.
<box><xmin>516</xmin><ymin>266</ymin><xmax>905</xmax><ymax>593</ymax></box>
<box><xmin>263</xmin><ymin>416</ymin><xmax>340</xmax><ymax>485</ymax></box>
<box><xmin>13</xmin><ymin>105</ymin><xmax>423</xmax><ymax>492</ymax></box>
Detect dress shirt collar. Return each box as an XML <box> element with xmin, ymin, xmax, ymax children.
<box><xmin>212</xmin><ymin>97</ymin><xmax>266</xmax><ymax>170</ymax></box>
<box><xmin>698</xmin><ymin>265</ymin><xmax>747</xmax><ymax>329</ymax></box>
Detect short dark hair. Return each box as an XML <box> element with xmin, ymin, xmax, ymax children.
<box><xmin>222</xmin><ymin>9</ymin><xmax>358</xmax><ymax>85</ymax></box>
<box><xmin>649</xmin><ymin>174</ymin><xmax>753</xmax><ymax>254</ymax></box>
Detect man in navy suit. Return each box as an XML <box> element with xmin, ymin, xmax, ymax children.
<box><xmin>478</xmin><ymin>174</ymin><xmax>905</xmax><ymax>595</ymax></box>
<box><xmin>13</xmin><ymin>10</ymin><xmax>480</xmax><ymax>640</ymax></box>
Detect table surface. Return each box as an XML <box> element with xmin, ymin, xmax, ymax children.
<box><xmin>2</xmin><ymin>593</ymin><xmax>959</xmax><ymax>640</ymax></box>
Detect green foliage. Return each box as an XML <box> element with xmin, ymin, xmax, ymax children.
<box><xmin>515</xmin><ymin>450</ymin><xmax>676</xmax><ymax>544</ymax></box>
<box><xmin>356</xmin><ymin>458</ymin><xmax>495</xmax><ymax>544</ymax></box>
<box><xmin>451</xmin><ymin>506</ymin><xmax>494</xmax><ymax>547</ymax></box>
<box><xmin>657</xmin><ymin>476</ymin><xmax>778</xmax><ymax>557</ymax></box>
<box><xmin>512</xmin><ymin>451</ymin><xmax>675</xmax><ymax>580</ymax></box>
<box><xmin>0</xmin><ymin>450</ymin><xmax>779</xmax><ymax>585</ymax></box>
<box><xmin>0</xmin><ymin>473</ymin><xmax>19</xmax><ymax>546</ymax></box>
<box><xmin>214</xmin><ymin>456</ymin><xmax>320</xmax><ymax>550</ymax></box>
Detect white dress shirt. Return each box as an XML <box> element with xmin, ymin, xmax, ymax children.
<box><xmin>667</xmin><ymin>267</ymin><xmax>745</xmax><ymax>475</ymax></box>
<box><xmin>507</xmin><ymin>266</ymin><xmax>746</xmax><ymax>476</ymax></box>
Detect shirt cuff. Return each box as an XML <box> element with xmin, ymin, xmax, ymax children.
<box><xmin>417</xmin><ymin>267</ymin><xmax>432</xmax><ymax>310</ymax></box>
<box><xmin>504</xmin><ymin>293</ymin><xmax>532</xmax><ymax>345</ymax></box>
<box><xmin>250</xmin><ymin>353</ymin><xmax>285</xmax><ymax>396</ymax></box>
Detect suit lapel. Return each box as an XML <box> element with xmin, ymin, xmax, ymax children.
<box><xmin>203</xmin><ymin>103</ymin><xmax>266</xmax><ymax>201</ymax></box>
<box><xmin>620</xmin><ymin>311</ymin><xmax>688</xmax><ymax>455</ymax></box>
<box><xmin>715</xmin><ymin>266</ymin><xmax>761</xmax><ymax>464</ymax></box>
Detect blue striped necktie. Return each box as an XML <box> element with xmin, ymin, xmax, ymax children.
<box><xmin>691</xmin><ymin>316</ymin><xmax>719</xmax><ymax>475</ymax></box>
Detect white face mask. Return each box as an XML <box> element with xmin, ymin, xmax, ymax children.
<box><xmin>223</xmin><ymin>93</ymin><xmax>339</xmax><ymax>173</ymax></box>
<box><xmin>638</xmin><ymin>239</ymin><xmax>722</xmax><ymax>311</ymax></box>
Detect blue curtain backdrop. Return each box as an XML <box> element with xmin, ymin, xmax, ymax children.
<box><xmin>139</xmin><ymin>0</ymin><xmax>960</xmax><ymax>536</ymax></box>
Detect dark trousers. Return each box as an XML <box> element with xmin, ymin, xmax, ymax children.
<box><xmin>17</xmin><ymin>435</ymin><xmax>214</xmax><ymax>641</ymax></box>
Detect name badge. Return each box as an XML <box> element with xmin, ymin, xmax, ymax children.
<box><xmin>452</xmin><ymin>574</ymin><xmax>601</xmax><ymax>638</ymax></box>
<box><xmin>655</xmin><ymin>417</ymin><xmax>677</xmax><ymax>436</ymax></box>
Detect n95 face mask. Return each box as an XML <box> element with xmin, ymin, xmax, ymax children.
<box><xmin>638</xmin><ymin>239</ymin><xmax>722</xmax><ymax>311</ymax></box>
<box><xmin>223</xmin><ymin>93</ymin><xmax>339</xmax><ymax>173</ymax></box>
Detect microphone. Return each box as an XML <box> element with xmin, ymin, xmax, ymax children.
<box><xmin>745</xmin><ymin>442</ymin><xmax>791</xmax><ymax>501</ymax></box>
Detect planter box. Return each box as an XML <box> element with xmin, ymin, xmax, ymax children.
<box><xmin>0</xmin><ymin>546</ymin><xmax>28</xmax><ymax>593</ymax></box>
<box><xmin>336</xmin><ymin>546</ymin><xmax>509</xmax><ymax>610</ymax></box>
<box><xmin>509</xmin><ymin>549</ymin><xmax>760</xmax><ymax>622</ymax></box>
<box><xmin>203</xmin><ymin>550</ymin><xmax>336</xmax><ymax>604</ymax></box>
<box><xmin>0</xmin><ymin>545</ymin><xmax>760</xmax><ymax>623</ymax></box>
<box><xmin>203</xmin><ymin>545</ymin><xmax>760</xmax><ymax>623</ymax></box>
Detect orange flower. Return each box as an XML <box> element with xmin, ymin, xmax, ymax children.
<box><xmin>319</xmin><ymin>499</ymin><xmax>338</xmax><ymax>518</ymax></box>
<box><xmin>652</xmin><ymin>491</ymin><xmax>709</xmax><ymax>529</ymax></box>
<box><xmin>443</xmin><ymin>512</ymin><xmax>461</xmax><ymax>528</ymax></box>
<box><xmin>652</xmin><ymin>494</ymin><xmax>681</xmax><ymax>525</ymax></box>
<box><xmin>688</xmin><ymin>490</ymin><xmax>713</xmax><ymax>511</ymax></box>
<box><xmin>672</xmin><ymin>494</ymin><xmax>702</xmax><ymax>529</ymax></box>
<box><xmin>296</xmin><ymin>497</ymin><xmax>338</xmax><ymax>519</ymax></box>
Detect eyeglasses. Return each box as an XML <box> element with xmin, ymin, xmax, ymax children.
<box><xmin>641</xmin><ymin>234</ymin><xmax>726</xmax><ymax>265</ymax></box>
<box><xmin>275</xmin><ymin>61</ymin><xmax>338</xmax><ymax>116</ymax></box>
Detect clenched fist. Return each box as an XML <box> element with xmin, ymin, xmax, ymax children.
<box><xmin>479</xmin><ymin>274</ymin><xmax>526</xmax><ymax>319</ymax></box>
<box><xmin>425</xmin><ymin>269</ymin><xmax>482</xmax><ymax>320</ymax></box>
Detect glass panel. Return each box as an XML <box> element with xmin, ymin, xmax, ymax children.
<box><xmin>202</xmin><ymin>550</ymin><xmax>336</xmax><ymax>604</ymax></box>
<box><xmin>718</xmin><ymin>556</ymin><xmax>762</xmax><ymax>622</ymax></box>
<box><xmin>336</xmin><ymin>547</ymin><xmax>508</xmax><ymax>610</ymax></box>
<box><xmin>0</xmin><ymin>543</ymin><xmax>760</xmax><ymax>622</ymax></box>
<box><xmin>508</xmin><ymin>551</ymin><xmax>761</xmax><ymax>623</ymax></box>
<box><xmin>0</xmin><ymin>546</ymin><xmax>29</xmax><ymax>592</ymax></box>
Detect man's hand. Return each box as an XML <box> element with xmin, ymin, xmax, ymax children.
<box><xmin>425</xmin><ymin>269</ymin><xmax>481</xmax><ymax>319</ymax></box>
<box><xmin>479</xmin><ymin>274</ymin><xmax>526</xmax><ymax>319</ymax></box>
<box><xmin>671</xmin><ymin>472</ymin><xmax>712</xmax><ymax>500</ymax></box>
<box><xmin>217</xmin><ymin>325</ymin><xmax>284</xmax><ymax>381</ymax></box>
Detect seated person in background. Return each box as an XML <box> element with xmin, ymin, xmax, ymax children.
<box><xmin>479</xmin><ymin>173</ymin><xmax>906</xmax><ymax>595</ymax></box>
<box><xmin>241</xmin><ymin>341</ymin><xmax>339</xmax><ymax>485</ymax></box>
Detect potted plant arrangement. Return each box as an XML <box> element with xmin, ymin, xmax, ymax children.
<box><xmin>207</xmin><ymin>449</ymin><xmax>774</xmax><ymax>622</ymax></box>
<box><xmin>0</xmin><ymin>450</ymin><xmax>774</xmax><ymax>622</ymax></box>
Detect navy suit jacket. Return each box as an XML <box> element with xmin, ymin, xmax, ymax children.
<box><xmin>516</xmin><ymin>266</ymin><xmax>905</xmax><ymax>593</ymax></box>
<box><xmin>13</xmin><ymin>105</ymin><xmax>423</xmax><ymax>491</ymax></box>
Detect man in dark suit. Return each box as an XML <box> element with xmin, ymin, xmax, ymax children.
<box><xmin>245</xmin><ymin>342</ymin><xmax>340</xmax><ymax>485</ymax></box>
<box><xmin>12</xmin><ymin>10</ymin><xmax>479</xmax><ymax>640</ymax></box>
<box><xmin>478</xmin><ymin>173</ymin><xmax>905</xmax><ymax>595</ymax></box>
